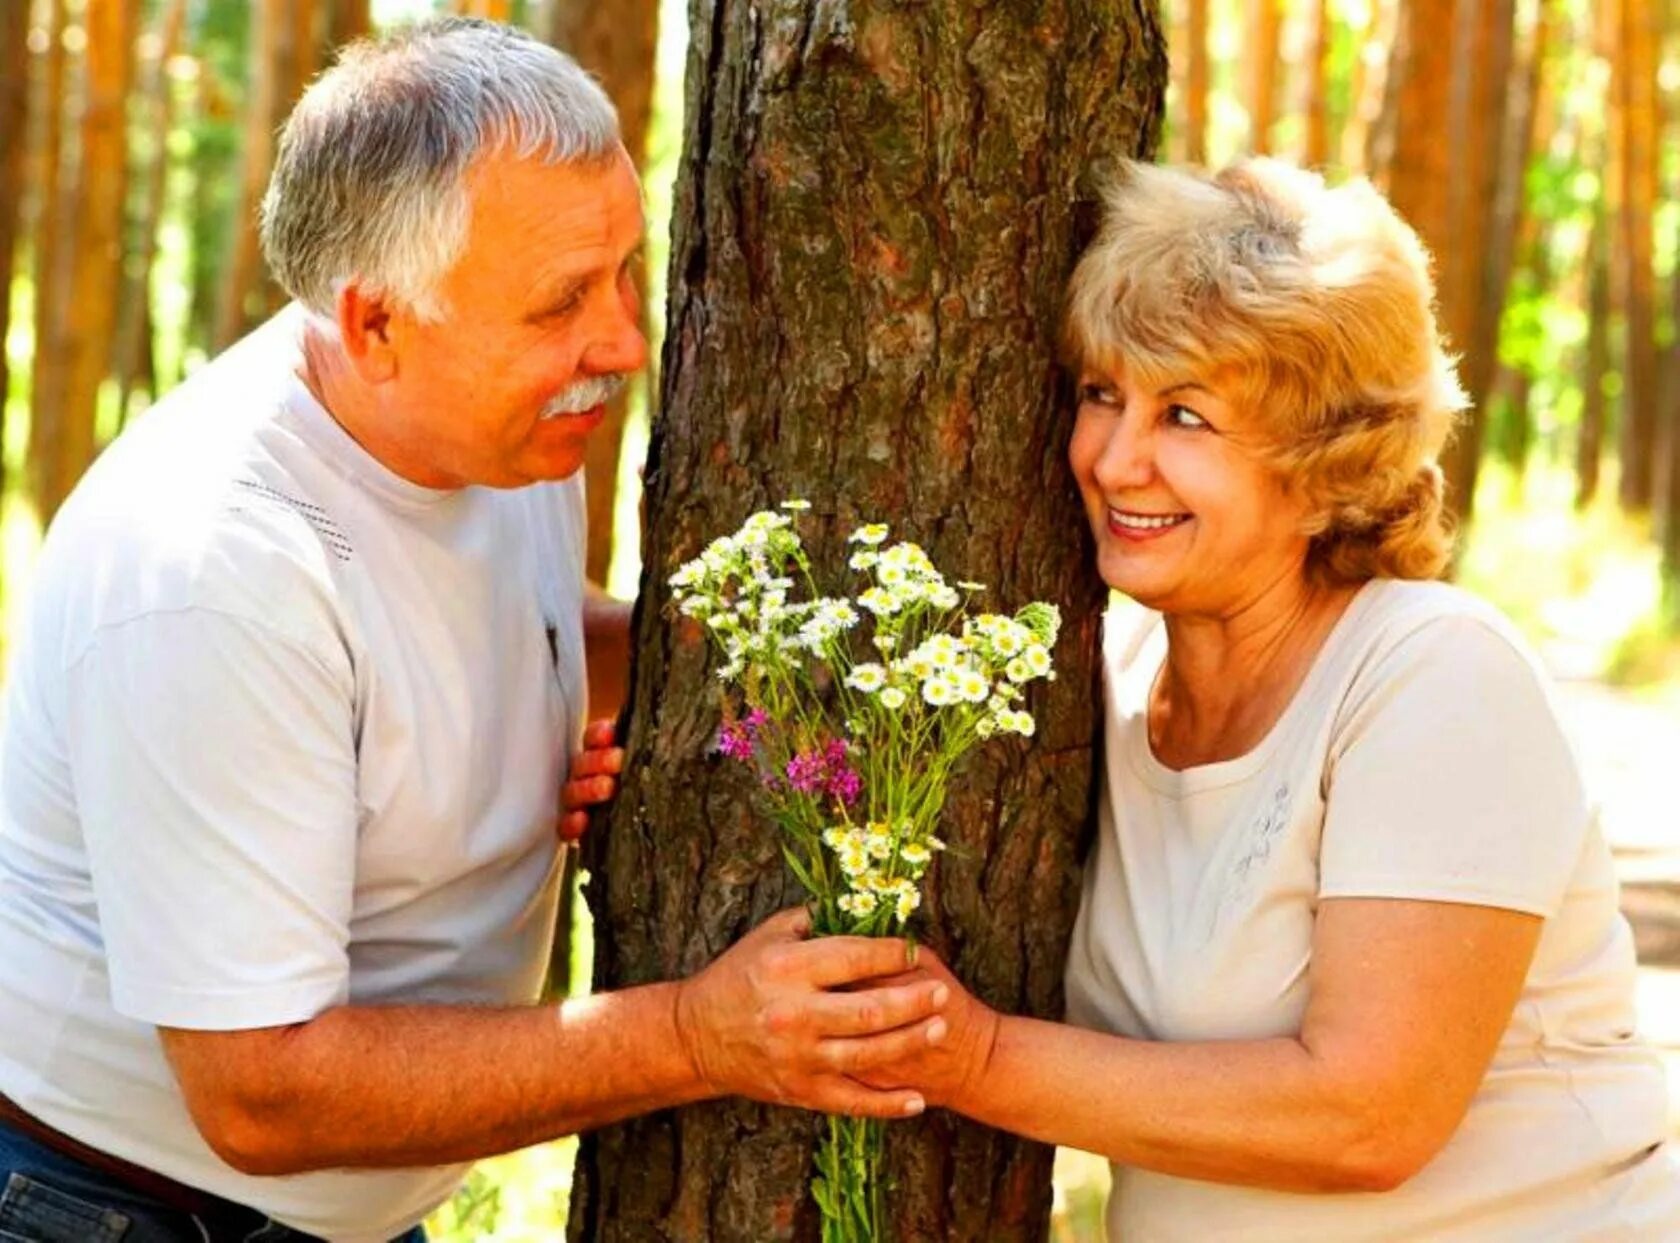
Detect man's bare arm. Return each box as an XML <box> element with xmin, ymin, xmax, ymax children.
<box><xmin>160</xmin><ymin>910</ymin><xmax>946</xmax><ymax>1176</ymax></box>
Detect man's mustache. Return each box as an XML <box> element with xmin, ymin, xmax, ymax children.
<box><xmin>541</xmin><ymin>372</ymin><xmax>630</xmax><ymax>418</ymax></box>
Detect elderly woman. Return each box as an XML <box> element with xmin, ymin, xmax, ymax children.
<box><xmin>875</xmin><ymin>159</ymin><xmax>1680</xmax><ymax>1239</ymax></box>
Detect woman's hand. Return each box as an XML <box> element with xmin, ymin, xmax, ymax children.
<box><xmin>560</xmin><ymin>718</ymin><xmax>624</xmax><ymax>841</ymax></box>
<box><xmin>850</xmin><ymin>947</ymin><xmax>1002</xmax><ymax>1111</ymax></box>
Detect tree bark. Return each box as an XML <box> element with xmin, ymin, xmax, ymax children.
<box><xmin>0</xmin><ymin>0</ymin><xmax>30</xmax><ymax>503</ymax></box>
<box><xmin>32</xmin><ymin>0</ymin><xmax>137</xmax><ymax>521</ymax></box>
<box><xmin>569</xmin><ymin>2</ymin><xmax>1164</xmax><ymax>1240</ymax></box>
<box><xmin>1614</xmin><ymin>0</ymin><xmax>1659</xmax><ymax>511</ymax></box>
<box><xmin>546</xmin><ymin>0</ymin><xmax>661</xmax><ymax>586</ymax></box>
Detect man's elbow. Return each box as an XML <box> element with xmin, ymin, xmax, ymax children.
<box><xmin>188</xmin><ymin>1099</ymin><xmax>305</xmax><ymax>1176</ymax></box>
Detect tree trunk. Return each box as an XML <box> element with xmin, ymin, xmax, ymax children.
<box><xmin>1380</xmin><ymin>0</ymin><xmax>1454</xmax><ymax>229</ymax></box>
<box><xmin>1346</xmin><ymin>0</ymin><xmax>1396</xmax><ymax>176</ymax></box>
<box><xmin>546</xmin><ymin>0</ymin><xmax>661</xmax><ymax>586</ymax></box>
<box><xmin>25</xmin><ymin>0</ymin><xmax>69</xmax><ymax>517</ymax></box>
<box><xmin>1184</xmin><ymin>0</ymin><xmax>1209</xmax><ymax>163</ymax></box>
<box><xmin>215</xmin><ymin>0</ymin><xmax>283</xmax><ymax>351</ymax></box>
<box><xmin>1298</xmin><ymin>0</ymin><xmax>1332</xmax><ymax>167</ymax></box>
<box><xmin>1578</xmin><ymin>200</ymin><xmax>1611</xmax><ymax>508</ymax></box>
<box><xmin>1247</xmin><ymin>0</ymin><xmax>1283</xmax><ymax>154</ymax></box>
<box><xmin>114</xmin><ymin>0</ymin><xmax>189</xmax><ymax>428</ymax></box>
<box><xmin>1437</xmin><ymin>0</ymin><xmax>1526</xmax><ymax>522</ymax></box>
<box><xmin>32</xmin><ymin>0</ymin><xmax>137</xmax><ymax>521</ymax></box>
<box><xmin>1614</xmin><ymin>0</ymin><xmax>1659</xmax><ymax>511</ymax></box>
<box><xmin>569</xmin><ymin>3</ymin><xmax>1164</xmax><ymax>1240</ymax></box>
<box><xmin>0</xmin><ymin>0</ymin><xmax>30</xmax><ymax>503</ymax></box>
<box><xmin>329</xmin><ymin>0</ymin><xmax>371</xmax><ymax>48</ymax></box>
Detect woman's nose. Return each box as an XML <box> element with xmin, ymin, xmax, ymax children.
<box><xmin>1092</xmin><ymin>414</ymin><xmax>1155</xmax><ymax>492</ymax></box>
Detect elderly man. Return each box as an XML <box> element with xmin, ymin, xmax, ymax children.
<box><xmin>0</xmin><ymin>20</ymin><xmax>946</xmax><ymax>1243</ymax></box>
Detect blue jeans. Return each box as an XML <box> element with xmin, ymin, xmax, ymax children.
<box><xmin>0</xmin><ymin>1115</ymin><xmax>427</xmax><ymax>1243</ymax></box>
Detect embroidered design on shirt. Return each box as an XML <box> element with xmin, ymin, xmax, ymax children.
<box><xmin>229</xmin><ymin>479</ymin><xmax>355</xmax><ymax>562</ymax></box>
<box><xmin>1219</xmin><ymin>782</ymin><xmax>1291</xmax><ymax>921</ymax></box>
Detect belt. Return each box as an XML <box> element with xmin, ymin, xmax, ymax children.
<box><xmin>0</xmin><ymin>1091</ymin><xmax>224</xmax><ymax>1219</ymax></box>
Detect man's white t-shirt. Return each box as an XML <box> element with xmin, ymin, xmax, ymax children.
<box><xmin>1064</xmin><ymin>578</ymin><xmax>1680</xmax><ymax>1242</ymax></box>
<box><xmin>0</xmin><ymin>307</ymin><xmax>588</xmax><ymax>1241</ymax></box>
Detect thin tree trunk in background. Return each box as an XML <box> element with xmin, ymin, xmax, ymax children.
<box><xmin>1300</xmin><ymin>0</ymin><xmax>1332</xmax><ymax>167</ymax></box>
<box><xmin>540</xmin><ymin>0</ymin><xmax>661</xmax><ymax>1000</ymax></box>
<box><xmin>457</xmin><ymin>0</ymin><xmax>511</xmax><ymax>20</ymax></box>
<box><xmin>570</xmin><ymin>1</ymin><xmax>1163</xmax><ymax>1237</ymax></box>
<box><xmin>0</xmin><ymin>0</ymin><xmax>30</xmax><ymax>503</ymax></box>
<box><xmin>329</xmin><ymin>0</ymin><xmax>371</xmax><ymax>47</ymax></box>
<box><xmin>115</xmin><ymin>0</ymin><xmax>189</xmax><ymax>428</ymax></box>
<box><xmin>1579</xmin><ymin>202</ymin><xmax>1611</xmax><ymax>507</ymax></box>
<box><xmin>547</xmin><ymin>0</ymin><xmax>660</xmax><ymax>588</ymax></box>
<box><xmin>36</xmin><ymin>0</ymin><xmax>136</xmax><ymax>521</ymax></box>
<box><xmin>25</xmin><ymin>0</ymin><xmax>68</xmax><ymax>518</ymax></box>
<box><xmin>1348</xmin><ymin>0</ymin><xmax>1397</xmax><ymax>177</ymax></box>
<box><xmin>1615</xmin><ymin>0</ymin><xmax>1660</xmax><ymax>511</ymax></box>
<box><xmin>1448</xmin><ymin>0</ymin><xmax>1542</xmax><ymax>514</ymax></box>
<box><xmin>262</xmin><ymin>0</ymin><xmax>319</xmax><ymax>317</ymax></box>
<box><xmin>1382</xmin><ymin>0</ymin><xmax>1456</xmax><ymax>281</ymax></box>
<box><xmin>215</xmin><ymin>0</ymin><xmax>282</xmax><ymax>351</ymax></box>
<box><xmin>1185</xmin><ymin>0</ymin><xmax>1209</xmax><ymax>162</ymax></box>
<box><xmin>1438</xmin><ymin>0</ymin><xmax>1516</xmax><ymax>527</ymax></box>
<box><xmin>1657</xmin><ymin>0</ymin><xmax>1680</xmax><ymax>581</ymax></box>
<box><xmin>1248</xmin><ymin>0</ymin><xmax>1283</xmax><ymax>153</ymax></box>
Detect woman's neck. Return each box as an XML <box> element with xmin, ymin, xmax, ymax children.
<box><xmin>1150</xmin><ymin>572</ymin><xmax>1361</xmax><ymax>769</ymax></box>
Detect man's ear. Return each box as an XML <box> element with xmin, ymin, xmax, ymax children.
<box><xmin>335</xmin><ymin>282</ymin><xmax>399</xmax><ymax>384</ymax></box>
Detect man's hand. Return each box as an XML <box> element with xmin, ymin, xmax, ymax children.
<box><xmin>674</xmin><ymin>907</ymin><xmax>952</xmax><ymax>1119</ymax></box>
<box><xmin>849</xmin><ymin>946</ymin><xmax>1001</xmax><ymax>1112</ymax></box>
<box><xmin>560</xmin><ymin>718</ymin><xmax>624</xmax><ymax>841</ymax></box>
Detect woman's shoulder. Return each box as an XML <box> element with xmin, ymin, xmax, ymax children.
<box><xmin>1329</xmin><ymin>577</ymin><xmax>1560</xmax><ymax>744</ymax></box>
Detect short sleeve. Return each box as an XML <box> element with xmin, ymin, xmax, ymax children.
<box><xmin>1318</xmin><ymin>615</ymin><xmax>1589</xmax><ymax>918</ymax></box>
<box><xmin>63</xmin><ymin>608</ymin><xmax>359</xmax><ymax>1030</ymax></box>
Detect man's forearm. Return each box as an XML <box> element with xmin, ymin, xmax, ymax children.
<box><xmin>168</xmin><ymin>982</ymin><xmax>708</xmax><ymax>1175</ymax></box>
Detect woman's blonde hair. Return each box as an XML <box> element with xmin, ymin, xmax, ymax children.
<box><xmin>1063</xmin><ymin>158</ymin><xmax>1467</xmax><ymax>583</ymax></box>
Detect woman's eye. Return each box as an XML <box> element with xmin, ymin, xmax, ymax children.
<box><xmin>1166</xmin><ymin>403</ymin><xmax>1208</xmax><ymax>430</ymax></box>
<box><xmin>1079</xmin><ymin>383</ymin><xmax>1118</xmax><ymax>407</ymax></box>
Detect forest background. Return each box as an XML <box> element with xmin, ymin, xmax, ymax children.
<box><xmin>2</xmin><ymin>0</ymin><xmax>1678</xmax><ymax>1238</ymax></box>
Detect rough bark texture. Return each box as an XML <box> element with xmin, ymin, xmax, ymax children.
<box><xmin>570</xmin><ymin>2</ymin><xmax>1164</xmax><ymax>1240</ymax></box>
<box><xmin>547</xmin><ymin>0</ymin><xmax>661</xmax><ymax>584</ymax></box>
<box><xmin>0</xmin><ymin>0</ymin><xmax>29</xmax><ymax>501</ymax></box>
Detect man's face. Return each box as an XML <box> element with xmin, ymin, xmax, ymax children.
<box><xmin>383</xmin><ymin>148</ymin><xmax>648</xmax><ymax>489</ymax></box>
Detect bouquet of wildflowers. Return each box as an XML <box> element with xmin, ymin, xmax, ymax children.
<box><xmin>667</xmin><ymin>501</ymin><xmax>1058</xmax><ymax>1243</ymax></box>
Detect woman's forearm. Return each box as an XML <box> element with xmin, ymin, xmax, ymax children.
<box><xmin>953</xmin><ymin>1015</ymin><xmax>1424</xmax><ymax>1194</ymax></box>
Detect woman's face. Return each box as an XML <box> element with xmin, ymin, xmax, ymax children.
<box><xmin>1068</xmin><ymin>362</ymin><xmax>1315</xmax><ymax>616</ymax></box>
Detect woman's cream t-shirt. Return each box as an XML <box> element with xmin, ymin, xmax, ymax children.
<box><xmin>1064</xmin><ymin>578</ymin><xmax>1680</xmax><ymax>1242</ymax></box>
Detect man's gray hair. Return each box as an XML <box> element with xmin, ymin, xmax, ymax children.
<box><xmin>260</xmin><ymin>18</ymin><xmax>620</xmax><ymax>322</ymax></box>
